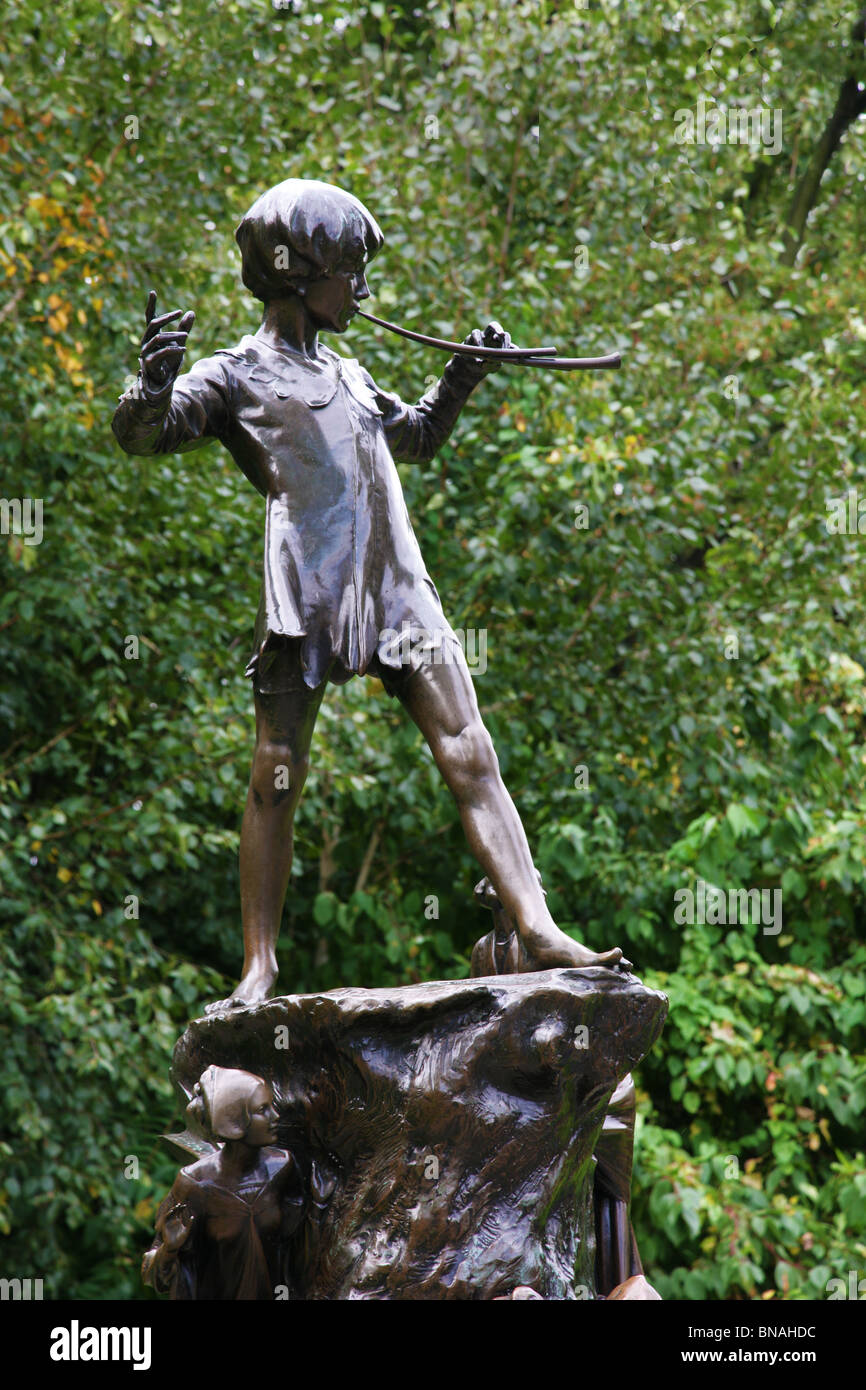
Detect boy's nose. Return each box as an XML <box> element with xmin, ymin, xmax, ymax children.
<box><xmin>354</xmin><ymin>273</ymin><xmax>370</xmax><ymax>300</ymax></box>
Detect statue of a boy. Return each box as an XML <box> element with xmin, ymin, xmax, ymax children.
<box><xmin>112</xmin><ymin>178</ymin><xmax>625</xmax><ymax>1007</ymax></box>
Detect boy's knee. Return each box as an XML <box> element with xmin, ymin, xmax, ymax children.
<box><xmin>438</xmin><ymin>718</ymin><xmax>498</xmax><ymax>785</ymax></box>
<box><xmin>252</xmin><ymin>740</ymin><xmax>309</xmax><ymax>804</ymax></box>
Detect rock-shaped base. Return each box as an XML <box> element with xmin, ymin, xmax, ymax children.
<box><xmin>171</xmin><ymin>969</ymin><xmax>667</xmax><ymax>1300</ymax></box>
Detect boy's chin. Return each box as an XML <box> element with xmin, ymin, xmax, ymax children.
<box><xmin>307</xmin><ymin>310</ymin><xmax>347</xmax><ymax>334</ymax></box>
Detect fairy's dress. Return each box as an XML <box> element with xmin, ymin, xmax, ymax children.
<box><xmin>112</xmin><ymin>336</ymin><xmax>483</xmax><ymax>692</ymax></box>
<box><xmin>142</xmin><ymin>1147</ymin><xmax>305</xmax><ymax>1300</ymax></box>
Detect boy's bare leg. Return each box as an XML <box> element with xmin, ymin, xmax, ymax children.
<box><xmin>207</xmin><ymin>673</ymin><xmax>326</xmax><ymax>1011</ymax></box>
<box><xmin>395</xmin><ymin>649</ymin><xmax>626</xmax><ymax>971</ymax></box>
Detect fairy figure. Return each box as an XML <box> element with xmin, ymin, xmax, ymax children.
<box><xmin>143</xmin><ymin>1065</ymin><xmax>317</xmax><ymax>1299</ymax></box>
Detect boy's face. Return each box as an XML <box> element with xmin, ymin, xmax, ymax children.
<box><xmin>304</xmin><ymin>259</ymin><xmax>370</xmax><ymax>334</ymax></box>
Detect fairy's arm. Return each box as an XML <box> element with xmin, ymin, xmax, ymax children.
<box><xmin>141</xmin><ymin>1175</ymin><xmax>199</xmax><ymax>1297</ymax></box>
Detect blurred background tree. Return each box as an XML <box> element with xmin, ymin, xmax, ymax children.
<box><xmin>0</xmin><ymin>0</ymin><xmax>864</xmax><ymax>1298</ymax></box>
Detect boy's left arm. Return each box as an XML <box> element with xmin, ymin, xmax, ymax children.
<box><xmin>362</xmin><ymin>321</ymin><xmax>510</xmax><ymax>464</ymax></box>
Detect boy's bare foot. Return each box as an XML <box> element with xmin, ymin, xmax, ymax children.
<box><xmin>204</xmin><ymin>965</ymin><xmax>277</xmax><ymax>1014</ymax></box>
<box><xmin>471</xmin><ymin>877</ymin><xmax>633</xmax><ymax>977</ymax></box>
<box><xmin>520</xmin><ymin>923</ymin><xmax>632</xmax><ymax>973</ymax></box>
<box><xmin>472</xmin><ymin>920</ymin><xmax>633</xmax><ymax>978</ymax></box>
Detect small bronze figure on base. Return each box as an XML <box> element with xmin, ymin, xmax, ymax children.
<box><xmin>142</xmin><ymin>1066</ymin><xmax>305</xmax><ymax>1300</ymax></box>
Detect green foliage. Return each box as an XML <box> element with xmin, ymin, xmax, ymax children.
<box><xmin>1</xmin><ymin>0</ymin><xmax>864</xmax><ymax>1298</ymax></box>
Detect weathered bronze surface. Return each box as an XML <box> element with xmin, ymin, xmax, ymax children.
<box><xmin>112</xmin><ymin>178</ymin><xmax>628</xmax><ymax>1009</ymax></box>
<box><xmin>168</xmin><ymin>969</ymin><xmax>667</xmax><ymax>1299</ymax></box>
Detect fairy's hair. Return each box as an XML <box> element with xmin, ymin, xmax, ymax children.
<box><xmin>186</xmin><ymin>1065</ymin><xmax>270</xmax><ymax>1143</ymax></box>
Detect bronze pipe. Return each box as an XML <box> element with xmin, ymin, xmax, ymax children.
<box><xmin>356</xmin><ymin>308</ymin><xmax>621</xmax><ymax>371</ymax></box>
<box><xmin>355</xmin><ymin>309</ymin><xmax>557</xmax><ymax>359</ymax></box>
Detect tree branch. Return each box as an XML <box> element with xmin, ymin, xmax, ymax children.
<box><xmin>782</xmin><ymin>7</ymin><xmax>866</xmax><ymax>264</ymax></box>
<box><xmin>353</xmin><ymin>820</ymin><xmax>383</xmax><ymax>895</ymax></box>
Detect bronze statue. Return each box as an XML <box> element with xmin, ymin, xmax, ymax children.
<box><xmin>112</xmin><ymin>178</ymin><xmax>628</xmax><ymax>1008</ymax></box>
<box><xmin>143</xmin><ymin>1065</ymin><xmax>315</xmax><ymax>1299</ymax></box>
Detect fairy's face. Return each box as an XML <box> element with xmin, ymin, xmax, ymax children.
<box><xmin>243</xmin><ymin>1082</ymin><xmax>279</xmax><ymax>1146</ymax></box>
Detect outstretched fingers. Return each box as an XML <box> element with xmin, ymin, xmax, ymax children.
<box><xmin>142</xmin><ymin>310</ymin><xmax>192</xmax><ymax>344</ymax></box>
<box><xmin>142</xmin><ymin>290</ymin><xmax>195</xmax><ymax>344</ymax></box>
<box><xmin>139</xmin><ymin>296</ymin><xmax>195</xmax><ymax>385</ymax></box>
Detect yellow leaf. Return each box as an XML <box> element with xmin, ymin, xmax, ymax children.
<box><xmin>92</xmin><ymin>900</ymin><xmax>103</xmax><ymax>916</ymax></box>
<box><xmin>57</xmin><ymin>866</ymin><xmax>73</xmax><ymax>883</ymax></box>
<box><xmin>55</xmin><ymin>342</ymin><xmax>83</xmax><ymax>373</ymax></box>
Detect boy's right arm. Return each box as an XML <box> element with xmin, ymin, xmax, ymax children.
<box><xmin>111</xmin><ymin>290</ymin><xmax>230</xmax><ymax>456</ymax></box>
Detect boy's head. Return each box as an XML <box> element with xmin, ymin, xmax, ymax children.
<box><xmin>236</xmin><ymin>178</ymin><xmax>383</xmax><ymax>309</ymax></box>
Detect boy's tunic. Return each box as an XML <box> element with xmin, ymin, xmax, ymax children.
<box><xmin>112</xmin><ymin>336</ymin><xmax>481</xmax><ymax>691</ymax></box>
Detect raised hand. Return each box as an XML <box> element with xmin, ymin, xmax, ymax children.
<box><xmin>462</xmin><ymin>319</ymin><xmax>513</xmax><ymax>376</ymax></box>
<box><xmin>139</xmin><ymin>289</ymin><xmax>195</xmax><ymax>392</ymax></box>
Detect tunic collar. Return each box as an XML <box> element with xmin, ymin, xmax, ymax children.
<box><xmin>224</xmin><ymin>334</ymin><xmax>344</xmax><ymax>408</ymax></box>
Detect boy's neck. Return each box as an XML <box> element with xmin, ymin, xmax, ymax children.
<box><xmin>258</xmin><ymin>295</ymin><xmax>322</xmax><ymax>361</ymax></box>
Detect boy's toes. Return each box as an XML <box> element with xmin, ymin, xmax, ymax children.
<box><xmin>204</xmin><ymin>995</ymin><xmax>246</xmax><ymax>1015</ymax></box>
<box><xmin>594</xmin><ymin>946</ymin><xmax>623</xmax><ymax>968</ymax></box>
<box><xmin>596</xmin><ymin>947</ymin><xmax>635</xmax><ymax>973</ymax></box>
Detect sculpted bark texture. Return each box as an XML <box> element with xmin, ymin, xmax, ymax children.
<box><xmin>171</xmin><ymin>969</ymin><xmax>667</xmax><ymax>1300</ymax></box>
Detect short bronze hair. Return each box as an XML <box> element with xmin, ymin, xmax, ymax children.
<box><xmin>235</xmin><ymin>177</ymin><xmax>384</xmax><ymax>302</ymax></box>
